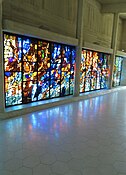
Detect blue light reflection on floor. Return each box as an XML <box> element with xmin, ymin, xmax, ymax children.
<box><xmin>1</xmin><ymin>94</ymin><xmax>110</xmax><ymax>141</ymax></box>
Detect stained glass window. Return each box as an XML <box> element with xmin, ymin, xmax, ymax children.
<box><xmin>38</xmin><ymin>41</ymin><xmax>50</xmax><ymax>100</ymax></box>
<box><xmin>4</xmin><ymin>35</ymin><xmax>22</xmax><ymax>72</ymax></box>
<box><xmin>4</xmin><ymin>32</ymin><xmax>76</xmax><ymax>107</ymax></box>
<box><xmin>80</xmin><ymin>49</ymin><xmax>110</xmax><ymax>93</ymax></box>
<box><xmin>113</xmin><ymin>56</ymin><xmax>123</xmax><ymax>87</ymax></box>
<box><xmin>70</xmin><ymin>48</ymin><xmax>75</xmax><ymax>94</ymax></box>
<box><xmin>22</xmin><ymin>38</ymin><xmax>38</xmax><ymax>103</ymax></box>
<box><xmin>61</xmin><ymin>45</ymin><xmax>71</xmax><ymax>96</ymax></box>
<box><xmin>4</xmin><ymin>34</ymin><xmax>22</xmax><ymax>106</ymax></box>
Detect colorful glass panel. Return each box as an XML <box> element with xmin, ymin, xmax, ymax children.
<box><xmin>61</xmin><ymin>72</ymin><xmax>70</xmax><ymax>96</ymax></box>
<box><xmin>4</xmin><ymin>32</ymin><xmax>76</xmax><ymax>107</ymax></box>
<box><xmin>50</xmin><ymin>80</ymin><xmax>60</xmax><ymax>98</ymax></box>
<box><xmin>70</xmin><ymin>79</ymin><xmax>74</xmax><ymax>94</ymax></box>
<box><xmin>61</xmin><ymin>46</ymin><xmax>71</xmax><ymax>72</ymax></box>
<box><xmin>113</xmin><ymin>56</ymin><xmax>123</xmax><ymax>87</ymax></box>
<box><xmin>38</xmin><ymin>41</ymin><xmax>50</xmax><ymax>71</ymax></box>
<box><xmin>23</xmin><ymin>81</ymin><xmax>37</xmax><ymax>103</ymax></box>
<box><xmin>51</xmin><ymin>44</ymin><xmax>61</xmax><ymax>64</ymax></box>
<box><xmin>5</xmin><ymin>72</ymin><xmax>22</xmax><ymax>106</ymax></box>
<box><xmin>4</xmin><ymin>34</ymin><xmax>22</xmax><ymax>72</ymax></box>
<box><xmin>38</xmin><ymin>81</ymin><xmax>49</xmax><ymax>100</ymax></box>
<box><xmin>4</xmin><ymin>33</ymin><xmax>22</xmax><ymax>107</ymax></box>
<box><xmin>80</xmin><ymin>49</ymin><xmax>110</xmax><ymax>93</ymax></box>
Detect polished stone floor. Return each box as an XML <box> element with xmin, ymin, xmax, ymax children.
<box><xmin>1</xmin><ymin>90</ymin><xmax>126</xmax><ymax>175</ymax></box>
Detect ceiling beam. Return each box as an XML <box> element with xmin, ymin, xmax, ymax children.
<box><xmin>102</xmin><ymin>3</ymin><xmax>126</xmax><ymax>13</ymax></box>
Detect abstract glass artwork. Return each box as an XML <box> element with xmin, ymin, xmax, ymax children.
<box><xmin>4</xmin><ymin>34</ymin><xmax>22</xmax><ymax>106</ymax></box>
<box><xmin>4</xmin><ymin>32</ymin><xmax>75</xmax><ymax>107</ymax></box>
<box><xmin>80</xmin><ymin>49</ymin><xmax>110</xmax><ymax>93</ymax></box>
<box><xmin>5</xmin><ymin>72</ymin><xmax>22</xmax><ymax>106</ymax></box>
<box><xmin>113</xmin><ymin>56</ymin><xmax>123</xmax><ymax>87</ymax></box>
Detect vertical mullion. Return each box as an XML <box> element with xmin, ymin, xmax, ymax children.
<box><xmin>69</xmin><ymin>46</ymin><xmax>71</xmax><ymax>95</ymax></box>
<box><xmin>105</xmin><ymin>54</ymin><xmax>107</xmax><ymax>87</ymax></box>
<box><xmin>98</xmin><ymin>53</ymin><xmax>100</xmax><ymax>90</ymax></box>
<box><xmin>118</xmin><ymin>57</ymin><xmax>119</xmax><ymax>86</ymax></box>
<box><xmin>60</xmin><ymin>44</ymin><xmax>62</xmax><ymax>97</ymax></box>
<box><xmin>3</xmin><ymin>32</ymin><xmax>6</xmax><ymax>107</ymax></box>
<box><xmin>96</xmin><ymin>52</ymin><xmax>99</xmax><ymax>90</ymax></box>
<box><xmin>103</xmin><ymin>53</ymin><xmax>105</xmax><ymax>88</ymax></box>
<box><xmin>90</xmin><ymin>52</ymin><xmax>94</xmax><ymax>91</ymax></box>
<box><xmin>21</xmin><ymin>36</ymin><xmax>24</xmax><ymax>105</ymax></box>
<box><xmin>120</xmin><ymin>57</ymin><xmax>123</xmax><ymax>86</ymax></box>
<box><xmin>69</xmin><ymin>46</ymin><xmax>72</xmax><ymax>95</ymax></box>
<box><xmin>100</xmin><ymin>52</ymin><xmax>102</xmax><ymax>89</ymax></box>
<box><xmin>70</xmin><ymin>46</ymin><xmax>72</xmax><ymax>95</ymax></box>
<box><xmin>37</xmin><ymin>39</ymin><xmax>39</xmax><ymax>101</ymax></box>
<box><xmin>49</xmin><ymin>41</ymin><xmax>51</xmax><ymax>99</ymax></box>
<box><xmin>68</xmin><ymin>46</ymin><xmax>70</xmax><ymax>95</ymax></box>
<box><xmin>79</xmin><ymin>48</ymin><xmax>81</xmax><ymax>93</ymax></box>
<box><xmin>101</xmin><ymin>53</ymin><xmax>103</xmax><ymax>88</ymax></box>
<box><xmin>90</xmin><ymin>51</ymin><xmax>93</xmax><ymax>91</ymax></box>
<box><xmin>90</xmin><ymin>51</ymin><xmax>92</xmax><ymax>91</ymax></box>
<box><xmin>84</xmin><ymin>49</ymin><xmax>87</xmax><ymax>92</ymax></box>
<box><xmin>104</xmin><ymin>53</ymin><xmax>106</xmax><ymax>88</ymax></box>
<box><xmin>84</xmin><ymin>49</ymin><xmax>86</xmax><ymax>93</ymax></box>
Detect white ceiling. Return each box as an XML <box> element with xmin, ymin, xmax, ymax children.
<box><xmin>98</xmin><ymin>0</ymin><xmax>126</xmax><ymax>4</ymax></box>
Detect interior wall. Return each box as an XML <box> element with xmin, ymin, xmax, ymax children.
<box><xmin>121</xmin><ymin>20</ymin><xmax>126</xmax><ymax>52</ymax></box>
<box><xmin>83</xmin><ymin>0</ymin><xmax>114</xmax><ymax>48</ymax></box>
<box><xmin>2</xmin><ymin>0</ymin><xmax>78</xmax><ymax>38</ymax></box>
<box><xmin>117</xmin><ymin>17</ymin><xmax>123</xmax><ymax>51</ymax></box>
<box><xmin>3</xmin><ymin>0</ymin><xmax>115</xmax><ymax>49</ymax></box>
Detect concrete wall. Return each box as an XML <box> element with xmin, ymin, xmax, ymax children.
<box><xmin>2</xmin><ymin>0</ymin><xmax>78</xmax><ymax>38</ymax></box>
<box><xmin>117</xmin><ymin>17</ymin><xmax>123</xmax><ymax>51</ymax></box>
<box><xmin>121</xmin><ymin>20</ymin><xmax>126</xmax><ymax>52</ymax></box>
<box><xmin>2</xmin><ymin>0</ymin><xmax>115</xmax><ymax>49</ymax></box>
<box><xmin>83</xmin><ymin>0</ymin><xmax>114</xmax><ymax>48</ymax></box>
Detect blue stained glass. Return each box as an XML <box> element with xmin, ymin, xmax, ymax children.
<box><xmin>52</xmin><ymin>45</ymin><xmax>61</xmax><ymax>57</ymax></box>
<box><xmin>38</xmin><ymin>81</ymin><xmax>49</xmax><ymax>100</ymax></box>
<box><xmin>50</xmin><ymin>80</ymin><xmax>60</xmax><ymax>98</ymax></box>
<box><xmin>72</xmin><ymin>49</ymin><xmax>76</xmax><ymax>57</ymax></box>
<box><xmin>25</xmin><ymin>74</ymin><xmax>29</xmax><ymax>79</ymax></box>
<box><xmin>41</xmin><ymin>72</ymin><xmax>49</xmax><ymax>81</ymax></box>
<box><xmin>8</xmin><ymin>58</ymin><xmax>13</xmax><ymax>63</ymax></box>
<box><xmin>51</xmin><ymin>64</ymin><xmax>61</xmax><ymax>70</ymax></box>
<box><xmin>51</xmin><ymin>44</ymin><xmax>61</xmax><ymax>64</ymax></box>
<box><xmin>18</xmin><ymin>52</ymin><xmax>22</xmax><ymax>59</ymax></box>
<box><xmin>18</xmin><ymin>38</ymin><xmax>22</xmax><ymax>48</ymax></box>
<box><xmin>64</xmin><ymin>46</ymin><xmax>71</xmax><ymax>58</ymax></box>
<box><xmin>32</xmin><ymin>84</ymin><xmax>38</xmax><ymax>101</ymax></box>
<box><xmin>5</xmin><ymin>72</ymin><xmax>12</xmax><ymax>77</ymax></box>
<box><xmin>71</xmin><ymin>49</ymin><xmax>76</xmax><ymax>64</ymax></box>
<box><xmin>23</xmin><ymin>39</ymin><xmax>30</xmax><ymax>54</ymax></box>
<box><xmin>100</xmin><ymin>56</ymin><xmax>103</xmax><ymax>62</ymax></box>
<box><xmin>57</xmin><ymin>45</ymin><xmax>61</xmax><ymax>55</ymax></box>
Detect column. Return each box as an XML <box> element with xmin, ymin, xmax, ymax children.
<box><xmin>109</xmin><ymin>13</ymin><xmax>119</xmax><ymax>89</ymax></box>
<box><xmin>0</xmin><ymin>1</ymin><xmax>5</xmax><ymax>113</ymax></box>
<box><xmin>74</xmin><ymin>0</ymin><xmax>84</xmax><ymax>97</ymax></box>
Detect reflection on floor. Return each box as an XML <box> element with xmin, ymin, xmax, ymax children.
<box><xmin>1</xmin><ymin>90</ymin><xmax>126</xmax><ymax>175</ymax></box>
